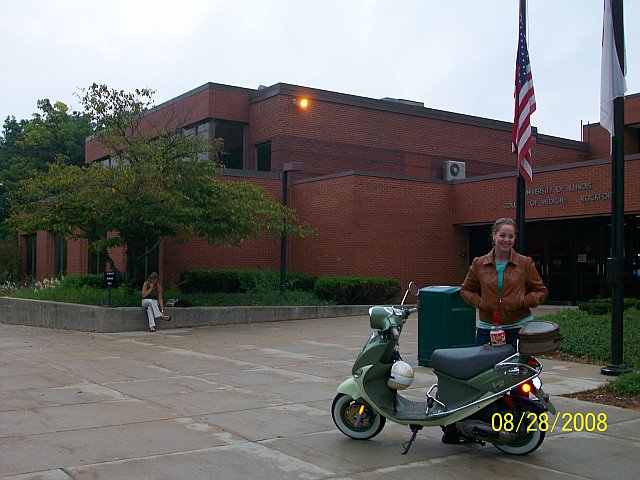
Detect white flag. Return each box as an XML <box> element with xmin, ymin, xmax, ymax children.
<box><xmin>600</xmin><ymin>0</ymin><xmax>627</xmax><ymax>138</ymax></box>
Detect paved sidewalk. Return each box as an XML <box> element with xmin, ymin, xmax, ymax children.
<box><xmin>1</xmin><ymin>314</ymin><xmax>639</xmax><ymax>479</ymax></box>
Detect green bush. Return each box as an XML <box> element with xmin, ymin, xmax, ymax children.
<box><xmin>313</xmin><ymin>275</ymin><xmax>401</xmax><ymax>305</ymax></box>
<box><xmin>7</xmin><ymin>283</ymin><xmax>330</xmax><ymax>307</ymax></box>
<box><xmin>578</xmin><ymin>297</ymin><xmax>637</xmax><ymax>315</ymax></box>
<box><xmin>179</xmin><ymin>269</ymin><xmax>241</xmax><ymax>293</ymax></box>
<box><xmin>60</xmin><ymin>274</ymin><xmax>108</xmax><ymax>289</ymax></box>
<box><xmin>178</xmin><ymin>269</ymin><xmax>317</xmax><ymax>294</ymax></box>
<box><xmin>9</xmin><ymin>284</ymin><xmax>141</xmax><ymax>306</ymax></box>
<box><xmin>283</xmin><ymin>271</ymin><xmax>318</xmax><ymax>292</ymax></box>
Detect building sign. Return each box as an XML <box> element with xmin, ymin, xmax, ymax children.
<box><xmin>502</xmin><ymin>181</ymin><xmax>612</xmax><ymax>209</ymax></box>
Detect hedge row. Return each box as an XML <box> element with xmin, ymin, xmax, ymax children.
<box><xmin>60</xmin><ymin>274</ymin><xmax>108</xmax><ymax>289</ymax></box>
<box><xmin>313</xmin><ymin>276</ymin><xmax>402</xmax><ymax>305</ymax></box>
<box><xmin>578</xmin><ymin>297</ymin><xmax>639</xmax><ymax>315</ymax></box>
<box><xmin>178</xmin><ymin>269</ymin><xmax>401</xmax><ymax>305</ymax></box>
<box><xmin>178</xmin><ymin>269</ymin><xmax>317</xmax><ymax>294</ymax></box>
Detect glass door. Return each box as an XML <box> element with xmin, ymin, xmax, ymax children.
<box><xmin>544</xmin><ymin>222</ymin><xmax>574</xmax><ymax>303</ymax></box>
<box><xmin>525</xmin><ymin>222</ymin><xmax>546</xmax><ymax>286</ymax></box>
<box><xmin>575</xmin><ymin>219</ymin><xmax>606</xmax><ymax>303</ymax></box>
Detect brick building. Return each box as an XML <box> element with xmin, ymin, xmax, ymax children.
<box><xmin>20</xmin><ymin>82</ymin><xmax>640</xmax><ymax>305</ymax></box>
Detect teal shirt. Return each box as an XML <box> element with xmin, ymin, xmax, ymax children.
<box><xmin>496</xmin><ymin>260</ymin><xmax>507</xmax><ymax>297</ymax></box>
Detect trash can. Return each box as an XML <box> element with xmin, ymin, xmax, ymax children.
<box><xmin>417</xmin><ymin>286</ymin><xmax>476</xmax><ymax>366</ymax></box>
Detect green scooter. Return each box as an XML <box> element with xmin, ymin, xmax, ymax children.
<box><xmin>332</xmin><ymin>283</ymin><xmax>559</xmax><ymax>455</ymax></box>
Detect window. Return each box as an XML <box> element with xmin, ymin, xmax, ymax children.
<box><xmin>24</xmin><ymin>234</ymin><xmax>36</xmax><ymax>279</ymax></box>
<box><xmin>181</xmin><ymin>122</ymin><xmax>210</xmax><ymax>162</ymax></box>
<box><xmin>88</xmin><ymin>250</ymin><xmax>107</xmax><ymax>275</ymax></box>
<box><xmin>255</xmin><ymin>142</ymin><xmax>272</xmax><ymax>172</ymax></box>
<box><xmin>214</xmin><ymin>120</ymin><xmax>246</xmax><ymax>169</ymax></box>
<box><xmin>101</xmin><ymin>157</ymin><xmax>119</xmax><ymax>168</ymax></box>
<box><xmin>183</xmin><ymin>119</ymin><xmax>247</xmax><ymax>168</ymax></box>
<box><xmin>52</xmin><ymin>233</ymin><xmax>67</xmax><ymax>276</ymax></box>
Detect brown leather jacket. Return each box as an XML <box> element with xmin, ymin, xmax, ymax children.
<box><xmin>460</xmin><ymin>248</ymin><xmax>548</xmax><ymax>326</ymax></box>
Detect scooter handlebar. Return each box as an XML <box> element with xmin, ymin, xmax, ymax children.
<box><xmin>390</xmin><ymin>326</ymin><xmax>400</xmax><ymax>339</ymax></box>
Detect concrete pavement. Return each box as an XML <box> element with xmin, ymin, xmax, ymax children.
<box><xmin>1</xmin><ymin>312</ymin><xmax>639</xmax><ymax>479</ymax></box>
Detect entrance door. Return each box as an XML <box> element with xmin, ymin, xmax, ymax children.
<box><xmin>575</xmin><ymin>219</ymin><xmax>607</xmax><ymax>302</ymax></box>
<box><xmin>526</xmin><ymin>221</ymin><xmax>573</xmax><ymax>303</ymax></box>
<box><xmin>526</xmin><ymin>223</ymin><xmax>548</xmax><ymax>296</ymax></box>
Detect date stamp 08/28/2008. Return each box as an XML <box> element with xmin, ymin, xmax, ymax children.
<box><xmin>491</xmin><ymin>412</ymin><xmax>608</xmax><ymax>433</ymax></box>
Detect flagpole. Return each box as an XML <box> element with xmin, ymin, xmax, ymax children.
<box><xmin>602</xmin><ymin>0</ymin><xmax>629</xmax><ymax>376</ymax></box>
<box><xmin>516</xmin><ymin>0</ymin><xmax>527</xmax><ymax>254</ymax></box>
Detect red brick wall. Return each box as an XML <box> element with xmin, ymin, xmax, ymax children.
<box><xmin>56</xmin><ymin>84</ymin><xmax>640</xmax><ymax>289</ymax></box>
<box><xmin>288</xmin><ymin>175</ymin><xmax>470</xmax><ymax>289</ymax></box>
<box><xmin>160</xmin><ymin>172</ymin><xmax>469</xmax><ymax>289</ymax></box>
<box><xmin>23</xmin><ymin>157</ymin><xmax>639</xmax><ymax>287</ymax></box>
<box><xmin>86</xmin><ymin>85</ymin><xmax>250</xmax><ymax>163</ymax></box>
<box><xmin>583</xmin><ymin>94</ymin><xmax>640</xmax><ymax>160</ymax></box>
<box><xmin>35</xmin><ymin>232</ymin><xmax>53</xmax><ymax>280</ymax></box>
<box><xmin>625</xmin><ymin>93</ymin><xmax>640</xmax><ymax>124</ymax></box>
<box><xmin>87</xmin><ymin>83</ymin><xmax>588</xmax><ymax>179</ymax></box>
<box><xmin>453</xmin><ymin>157</ymin><xmax>640</xmax><ymax>225</ymax></box>
<box><xmin>66</xmin><ymin>239</ymin><xmax>88</xmax><ymax>275</ymax></box>
<box><xmin>244</xmin><ymin>93</ymin><xmax>585</xmax><ymax>180</ymax></box>
<box><xmin>160</xmin><ymin>176</ymin><xmax>283</xmax><ymax>286</ymax></box>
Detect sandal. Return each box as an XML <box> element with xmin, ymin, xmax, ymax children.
<box><xmin>149</xmin><ymin>326</ymin><xmax>156</xmax><ymax>332</ymax></box>
<box><xmin>160</xmin><ymin>314</ymin><xmax>171</xmax><ymax>322</ymax></box>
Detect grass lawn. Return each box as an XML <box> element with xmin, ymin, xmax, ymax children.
<box><xmin>541</xmin><ymin>307</ymin><xmax>640</xmax><ymax>400</ymax></box>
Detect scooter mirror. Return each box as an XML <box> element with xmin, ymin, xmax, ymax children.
<box><xmin>400</xmin><ymin>281</ymin><xmax>419</xmax><ymax>305</ymax></box>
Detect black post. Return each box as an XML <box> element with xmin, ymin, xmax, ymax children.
<box><xmin>602</xmin><ymin>0</ymin><xmax>629</xmax><ymax>376</ymax></box>
<box><xmin>104</xmin><ymin>271</ymin><xmax>115</xmax><ymax>307</ymax></box>
<box><xmin>279</xmin><ymin>162</ymin><xmax>304</xmax><ymax>291</ymax></box>
<box><xmin>279</xmin><ymin>170</ymin><xmax>289</xmax><ymax>291</ymax></box>
<box><xmin>516</xmin><ymin>176</ymin><xmax>526</xmax><ymax>254</ymax></box>
<box><xmin>516</xmin><ymin>0</ymin><xmax>527</xmax><ymax>255</ymax></box>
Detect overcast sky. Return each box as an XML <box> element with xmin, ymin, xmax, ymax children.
<box><xmin>1</xmin><ymin>0</ymin><xmax>638</xmax><ymax>141</ymax></box>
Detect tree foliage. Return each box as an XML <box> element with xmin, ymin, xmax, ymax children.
<box><xmin>0</xmin><ymin>100</ymin><xmax>92</xmax><ymax>239</ymax></box>
<box><xmin>9</xmin><ymin>84</ymin><xmax>310</xmax><ymax>285</ymax></box>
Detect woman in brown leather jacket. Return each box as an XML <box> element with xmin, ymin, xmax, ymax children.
<box><xmin>460</xmin><ymin>217</ymin><xmax>548</xmax><ymax>349</ymax></box>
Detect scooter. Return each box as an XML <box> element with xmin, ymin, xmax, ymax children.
<box><xmin>332</xmin><ymin>282</ymin><xmax>558</xmax><ymax>455</ymax></box>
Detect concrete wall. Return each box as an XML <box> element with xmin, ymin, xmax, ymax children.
<box><xmin>0</xmin><ymin>298</ymin><xmax>369</xmax><ymax>333</ymax></box>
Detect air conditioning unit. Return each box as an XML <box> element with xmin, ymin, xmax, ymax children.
<box><xmin>443</xmin><ymin>160</ymin><xmax>466</xmax><ymax>181</ymax></box>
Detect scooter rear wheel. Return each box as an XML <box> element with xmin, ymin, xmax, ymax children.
<box><xmin>493</xmin><ymin>405</ymin><xmax>546</xmax><ymax>455</ymax></box>
<box><xmin>332</xmin><ymin>393</ymin><xmax>386</xmax><ymax>440</ymax></box>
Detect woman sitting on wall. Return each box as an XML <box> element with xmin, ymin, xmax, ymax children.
<box><xmin>141</xmin><ymin>272</ymin><xmax>171</xmax><ymax>332</ymax></box>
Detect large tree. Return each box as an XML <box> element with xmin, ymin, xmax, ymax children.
<box><xmin>0</xmin><ymin>101</ymin><xmax>92</xmax><ymax>237</ymax></box>
<box><xmin>10</xmin><ymin>84</ymin><xmax>309</xmax><ymax>284</ymax></box>
<box><xmin>0</xmin><ymin>98</ymin><xmax>93</xmax><ymax>280</ymax></box>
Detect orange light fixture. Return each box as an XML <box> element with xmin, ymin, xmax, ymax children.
<box><xmin>298</xmin><ymin>98</ymin><xmax>309</xmax><ymax>109</ymax></box>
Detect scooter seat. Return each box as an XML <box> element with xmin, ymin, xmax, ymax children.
<box><xmin>429</xmin><ymin>344</ymin><xmax>514</xmax><ymax>380</ymax></box>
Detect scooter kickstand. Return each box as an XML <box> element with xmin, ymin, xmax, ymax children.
<box><xmin>401</xmin><ymin>425</ymin><xmax>422</xmax><ymax>455</ymax></box>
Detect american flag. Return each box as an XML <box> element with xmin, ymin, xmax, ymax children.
<box><xmin>512</xmin><ymin>13</ymin><xmax>536</xmax><ymax>183</ymax></box>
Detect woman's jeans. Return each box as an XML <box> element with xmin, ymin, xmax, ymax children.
<box><xmin>142</xmin><ymin>298</ymin><xmax>161</xmax><ymax>328</ymax></box>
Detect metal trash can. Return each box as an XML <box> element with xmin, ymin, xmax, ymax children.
<box><xmin>417</xmin><ymin>286</ymin><xmax>476</xmax><ymax>366</ymax></box>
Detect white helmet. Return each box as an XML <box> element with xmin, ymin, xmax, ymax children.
<box><xmin>387</xmin><ymin>361</ymin><xmax>414</xmax><ymax>390</ymax></box>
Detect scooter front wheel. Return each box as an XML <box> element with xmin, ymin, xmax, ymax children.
<box><xmin>332</xmin><ymin>393</ymin><xmax>386</xmax><ymax>440</ymax></box>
